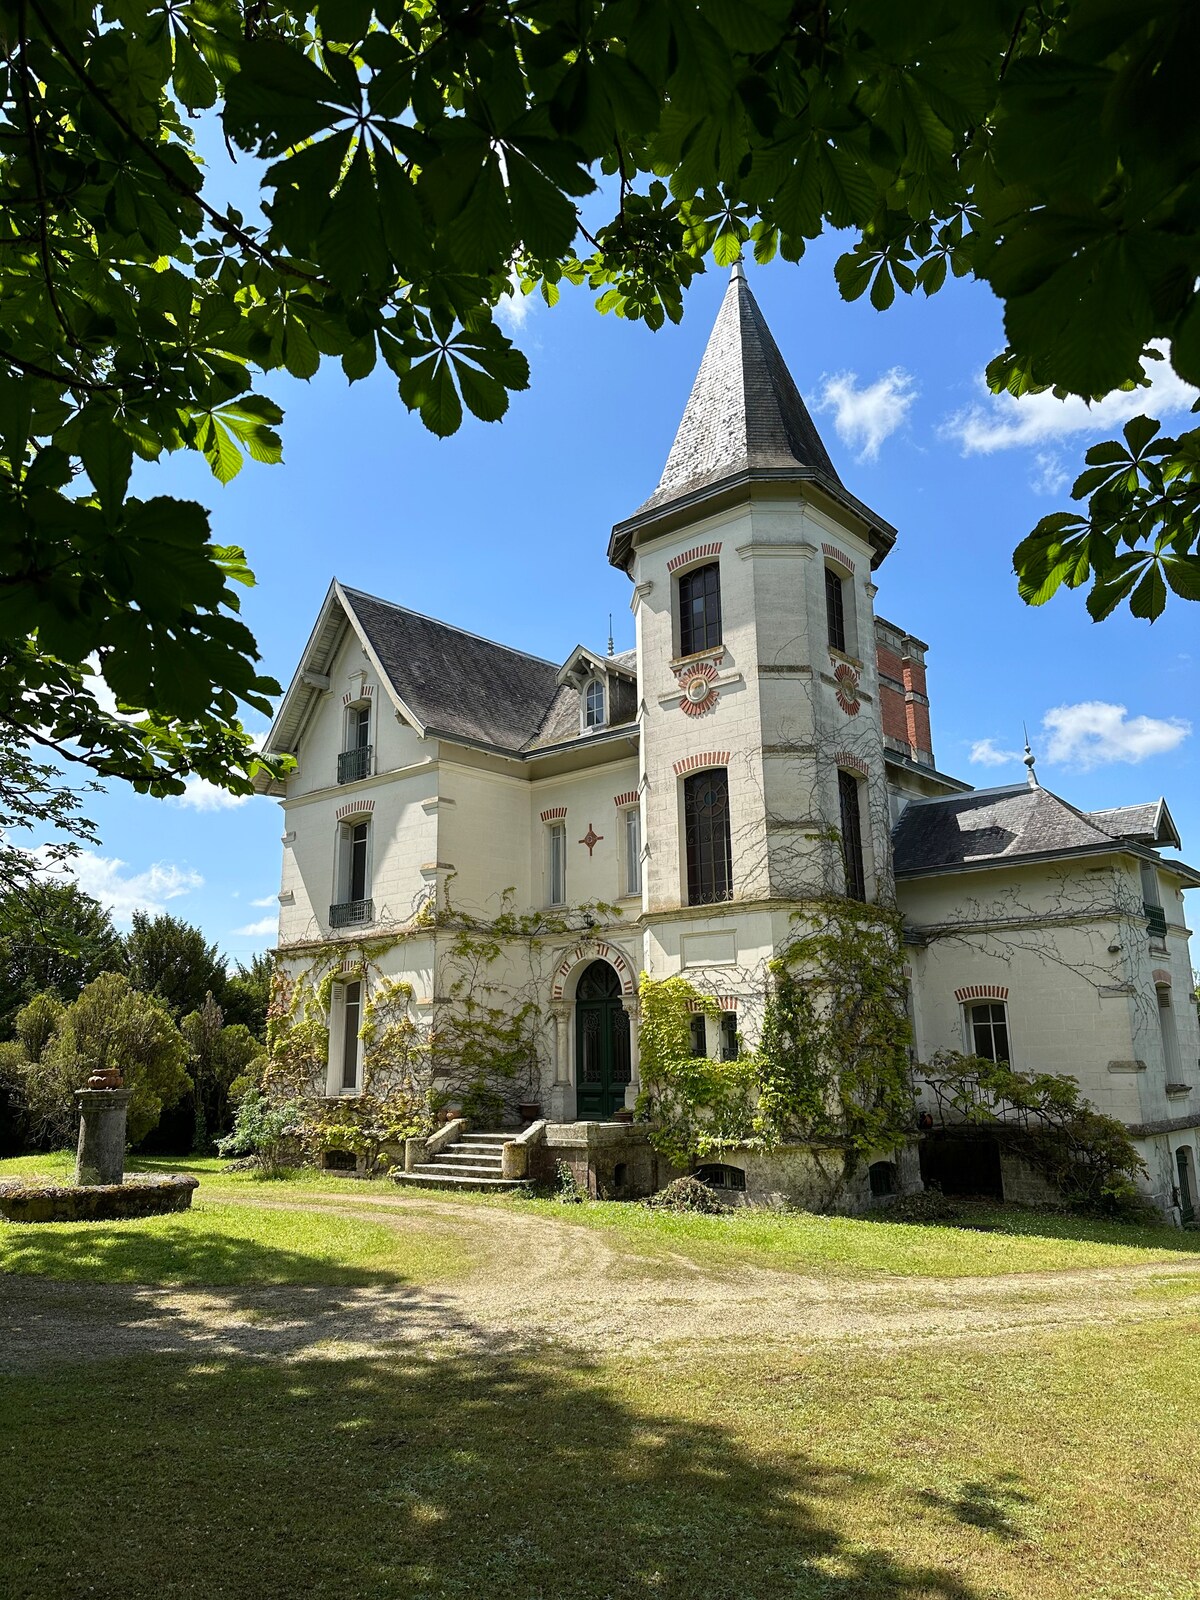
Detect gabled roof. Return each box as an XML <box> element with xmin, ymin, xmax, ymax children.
<box><xmin>257</xmin><ymin>582</ymin><xmax>639</xmax><ymax>789</ymax></box>
<box><xmin>608</xmin><ymin>264</ymin><xmax>896</xmax><ymax>570</ymax></box>
<box><xmin>893</xmin><ymin>783</ymin><xmax>1138</xmax><ymax>876</ymax></box>
<box><xmin>1087</xmin><ymin>799</ymin><xmax>1181</xmax><ymax>850</ymax></box>
<box><xmin>557</xmin><ymin>644</ymin><xmax>637</xmax><ymax>687</ymax></box>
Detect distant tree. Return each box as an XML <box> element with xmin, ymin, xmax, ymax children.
<box><xmin>0</xmin><ymin>878</ymin><xmax>122</xmax><ymax>1036</ymax></box>
<box><xmin>222</xmin><ymin>952</ymin><xmax>274</xmax><ymax>1042</ymax></box>
<box><xmin>17</xmin><ymin>974</ymin><xmax>190</xmax><ymax>1148</ymax></box>
<box><xmin>180</xmin><ymin>994</ymin><xmax>263</xmax><ymax>1150</ymax></box>
<box><xmin>122</xmin><ymin>911</ymin><xmax>227</xmax><ymax>1018</ymax></box>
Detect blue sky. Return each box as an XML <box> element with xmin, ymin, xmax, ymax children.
<box><xmin>55</xmin><ymin>226</ymin><xmax>1198</xmax><ymax>958</ymax></box>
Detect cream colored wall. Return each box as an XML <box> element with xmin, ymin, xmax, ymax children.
<box><xmin>900</xmin><ymin>858</ymin><xmax>1198</xmax><ymax>1131</ymax></box>
<box><xmin>632</xmin><ymin>492</ymin><xmax>891</xmax><ymax>917</ymax></box>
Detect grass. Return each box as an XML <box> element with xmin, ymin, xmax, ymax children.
<box><xmin>1</xmin><ymin>1318</ymin><xmax>1197</xmax><ymax>1599</ymax></box>
<box><xmin>0</xmin><ymin>1156</ymin><xmax>473</xmax><ymax>1287</ymax></box>
<box><xmin>5</xmin><ymin>1150</ymin><xmax>1199</xmax><ymax>1284</ymax></box>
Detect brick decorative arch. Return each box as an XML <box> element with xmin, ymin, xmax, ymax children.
<box><xmin>834</xmin><ymin>751</ymin><xmax>868</xmax><ymax>777</ymax></box>
<box><xmin>540</xmin><ymin>807</ymin><xmax>567</xmax><ymax>822</ymax></box>
<box><xmin>686</xmin><ymin>995</ymin><xmax>739</xmax><ymax>1012</ymax></box>
<box><xmin>1152</xmin><ymin>968</ymin><xmax>1172</xmax><ymax>987</ymax></box>
<box><xmin>673</xmin><ymin>751</ymin><xmax>730</xmax><ymax>777</ymax></box>
<box><xmin>551</xmin><ymin>940</ymin><xmax>636</xmax><ymax>999</ymax></box>
<box><xmin>613</xmin><ymin>791</ymin><xmax>639</xmax><ymax>808</ymax></box>
<box><xmin>822</xmin><ymin>543</ymin><xmax>855</xmax><ymax>573</ymax></box>
<box><xmin>342</xmin><ymin>682</ymin><xmax>375</xmax><ymax>707</ymax></box>
<box><xmin>667</xmin><ymin>541</ymin><xmax>721</xmax><ymax>574</ymax></box>
<box><xmin>335</xmin><ymin>799</ymin><xmax>375</xmax><ymax>822</ymax></box>
<box><xmin>954</xmin><ymin>984</ymin><xmax>1009</xmax><ymax>1003</ymax></box>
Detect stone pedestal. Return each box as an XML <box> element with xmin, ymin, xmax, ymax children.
<box><xmin>75</xmin><ymin>1089</ymin><xmax>131</xmax><ymax>1186</ymax></box>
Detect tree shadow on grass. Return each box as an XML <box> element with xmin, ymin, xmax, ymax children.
<box><xmin>868</xmin><ymin>1202</ymin><xmax>1200</xmax><ymax>1256</ymax></box>
<box><xmin>916</xmin><ymin>1473</ymin><xmax>1034</xmax><ymax>1541</ymax></box>
<box><xmin>1</xmin><ymin>1342</ymin><xmax>1001</xmax><ymax>1600</ymax></box>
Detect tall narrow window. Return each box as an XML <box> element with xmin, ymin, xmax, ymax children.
<box><xmin>624</xmin><ymin>806</ymin><xmax>641</xmax><ymax>896</ymax></box>
<box><xmin>719</xmin><ymin>1012</ymin><xmax>738</xmax><ymax>1061</ymax></box>
<box><xmin>969</xmin><ymin>1001</ymin><xmax>1010</xmax><ymax>1064</ymax></box>
<box><xmin>837</xmin><ymin>769</ymin><xmax>866</xmax><ymax>901</ymax></box>
<box><xmin>348</xmin><ymin>821</ymin><xmax>368</xmax><ymax>902</ymax></box>
<box><xmin>825</xmin><ymin>566</ymin><xmax>847</xmax><ymax>653</ymax></box>
<box><xmin>689</xmin><ymin>1014</ymin><xmax>708</xmax><ymax>1056</ymax></box>
<box><xmin>684</xmin><ymin>768</ymin><xmax>733</xmax><ymax>906</ymax></box>
<box><xmin>341</xmin><ymin>981</ymin><xmax>362</xmax><ymax>1091</ymax></box>
<box><xmin>338</xmin><ymin>703</ymin><xmax>372</xmax><ymax>783</ymax></box>
<box><xmin>585</xmin><ymin>679</ymin><xmax>606</xmax><ymax>728</ymax></box>
<box><xmin>678</xmin><ymin>562</ymin><xmax>722</xmax><ymax>656</ymax></box>
<box><xmin>548</xmin><ymin>821</ymin><xmax>566</xmax><ymax>906</ymax></box>
<box><xmin>1157</xmin><ymin>985</ymin><xmax>1183</xmax><ymax>1078</ymax></box>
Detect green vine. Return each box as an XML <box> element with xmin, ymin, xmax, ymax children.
<box><xmin>635</xmin><ymin>976</ymin><xmax>756</xmax><ymax>1168</ymax></box>
<box><xmin>756</xmin><ymin>898</ymin><xmax>914</xmax><ymax>1156</ymax></box>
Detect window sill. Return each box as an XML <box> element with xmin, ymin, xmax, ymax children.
<box><xmin>670</xmin><ymin>646</ymin><xmax>725</xmax><ymax>672</ymax></box>
<box><xmin>828</xmin><ymin>647</ymin><xmax>864</xmax><ymax>671</ymax></box>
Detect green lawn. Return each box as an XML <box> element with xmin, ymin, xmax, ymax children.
<box><xmin>4</xmin><ymin>1151</ymin><xmax>1199</xmax><ymax>1284</ymax></box>
<box><xmin>2</xmin><ymin>1318</ymin><xmax>1197</xmax><ymax>1600</ymax></box>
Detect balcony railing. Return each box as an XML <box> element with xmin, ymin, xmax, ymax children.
<box><xmin>1144</xmin><ymin>901</ymin><xmax>1168</xmax><ymax>940</ymax></box>
<box><xmin>337</xmin><ymin>745</ymin><xmax>372</xmax><ymax>785</ymax></box>
<box><xmin>329</xmin><ymin>897</ymin><xmax>373</xmax><ymax>930</ymax></box>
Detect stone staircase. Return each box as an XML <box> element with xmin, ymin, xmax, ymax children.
<box><xmin>394</xmin><ymin>1130</ymin><xmax>533</xmax><ymax>1193</ymax></box>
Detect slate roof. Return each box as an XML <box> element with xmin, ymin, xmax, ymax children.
<box><xmin>892</xmin><ymin>784</ymin><xmax>1129</xmax><ymax>876</ymax></box>
<box><xmin>1087</xmin><ymin>801</ymin><xmax>1180</xmax><ymax>849</ymax></box>
<box><xmin>343</xmin><ymin>587</ymin><xmax>563</xmax><ymax>753</ymax></box>
<box><xmin>608</xmin><ymin>265</ymin><xmax>896</xmax><ymax>569</ymax></box>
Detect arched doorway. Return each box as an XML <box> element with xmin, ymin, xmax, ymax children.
<box><xmin>575</xmin><ymin>960</ymin><xmax>632</xmax><ymax>1118</ymax></box>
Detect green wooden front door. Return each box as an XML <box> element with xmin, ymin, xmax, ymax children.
<box><xmin>575</xmin><ymin>960</ymin><xmax>631</xmax><ymax>1119</ymax></box>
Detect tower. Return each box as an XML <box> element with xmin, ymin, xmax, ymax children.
<box><xmin>608</xmin><ymin>265</ymin><xmax>898</xmax><ymax>979</ymax></box>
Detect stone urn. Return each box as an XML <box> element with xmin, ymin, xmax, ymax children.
<box><xmin>75</xmin><ymin>1065</ymin><xmax>131</xmax><ymax>1186</ymax></box>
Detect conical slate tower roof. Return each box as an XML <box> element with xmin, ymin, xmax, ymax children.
<box><xmin>608</xmin><ymin>264</ymin><xmax>895</xmax><ymax>569</ymax></box>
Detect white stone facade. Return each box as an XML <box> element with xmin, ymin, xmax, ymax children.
<box><xmin>258</xmin><ymin>268</ymin><xmax>1200</xmax><ymax>1220</ymax></box>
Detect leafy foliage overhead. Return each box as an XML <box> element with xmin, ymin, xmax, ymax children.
<box><xmin>3</xmin><ymin>2</ymin><xmax>1199</xmax><ymax>807</ymax></box>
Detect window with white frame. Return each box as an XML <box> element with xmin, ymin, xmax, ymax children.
<box><xmin>584</xmin><ymin>678</ymin><xmax>606</xmax><ymax>729</ymax></box>
<box><xmin>623</xmin><ymin>805</ymin><xmax>641</xmax><ymax>896</ymax></box>
<box><xmin>331</xmin><ymin>818</ymin><xmax>372</xmax><ymax>928</ymax></box>
<box><xmin>547</xmin><ymin>820</ymin><xmax>566</xmax><ymax>906</ymax></box>
<box><xmin>967</xmin><ymin>1000</ymin><xmax>1010</xmax><ymax>1064</ymax></box>
<box><xmin>337</xmin><ymin>702</ymin><xmax>372</xmax><ymax>784</ymax></box>
<box><xmin>1157</xmin><ymin>984</ymin><xmax>1183</xmax><ymax>1078</ymax></box>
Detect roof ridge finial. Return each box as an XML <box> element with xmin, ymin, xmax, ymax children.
<box><xmin>607</xmin><ymin>614</ymin><xmax>614</xmax><ymax>656</ymax></box>
<box><xmin>1023</xmin><ymin>723</ymin><xmax>1039</xmax><ymax>788</ymax></box>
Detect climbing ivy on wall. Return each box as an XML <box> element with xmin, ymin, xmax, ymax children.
<box><xmin>635</xmin><ymin>975</ymin><xmax>757</xmax><ymax>1169</ymax></box>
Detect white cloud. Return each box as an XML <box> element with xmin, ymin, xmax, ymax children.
<box><xmin>817</xmin><ymin>367</ymin><xmax>918</xmax><ymax>461</ymax></box>
<box><xmin>250</xmin><ymin>894</ymin><xmax>278</xmax><ymax>907</ymax></box>
<box><xmin>232</xmin><ymin>916</ymin><xmax>278</xmax><ymax>939</ymax></box>
<box><xmin>1030</xmin><ymin>451</ymin><xmax>1069</xmax><ymax>496</ymax></box>
<box><xmin>970</xmin><ymin>738</ymin><xmax>1023</xmax><ymax>767</ymax></box>
<box><xmin>1042</xmin><ymin>701</ymin><xmax>1190</xmax><ymax>772</ymax></box>
<box><xmin>942</xmin><ymin>347</ymin><xmax>1197</xmax><ymax>456</ymax></box>
<box><xmin>37</xmin><ymin>850</ymin><xmax>203</xmax><ymax>926</ymax></box>
<box><xmin>495</xmin><ymin>267</ymin><xmax>537</xmax><ymax>334</ymax></box>
<box><xmin>174</xmin><ymin>777</ymin><xmax>249</xmax><ymax>813</ymax></box>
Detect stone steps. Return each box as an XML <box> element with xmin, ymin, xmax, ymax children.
<box><xmin>393</xmin><ymin>1128</ymin><xmax>533</xmax><ymax>1194</ymax></box>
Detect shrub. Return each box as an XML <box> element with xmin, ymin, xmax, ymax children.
<box><xmin>216</xmin><ymin>1090</ymin><xmax>305</xmax><ymax>1172</ymax></box>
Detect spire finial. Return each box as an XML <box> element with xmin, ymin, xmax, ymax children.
<box><xmin>1023</xmin><ymin>723</ymin><xmax>1039</xmax><ymax>788</ymax></box>
<box><xmin>730</xmin><ymin>256</ymin><xmax>745</xmax><ymax>282</ymax></box>
<box><xmin>607</xmin><ymin>614</ymin><xmax>614</xmax><ymax>656</ymax></box>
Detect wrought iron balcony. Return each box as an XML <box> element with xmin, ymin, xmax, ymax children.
<box><xmin>1144</xmin><ymin>901</ymin><xmax>1168</xmax><ymax>940</ymax></box>
<box><xmin>337</xmin><ymin>745</ymin><xmax>372</xmax><ymax>785</ymax></box>
<box><xmin>329</xmin><ymin>897</ymin><xmax>373</xmax><ymax>930</ymax></box>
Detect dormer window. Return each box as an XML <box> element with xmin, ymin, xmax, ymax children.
<box><xmin>584</xmin><ymin>679</ymin><xmax>606</xmax><ymax>729</ymax></box>
<box><xmin>338</xmin><ymin>702</ymin><xmax>372</xmax><ymax>784</ymax></box>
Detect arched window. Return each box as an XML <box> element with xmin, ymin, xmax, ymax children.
<box><xmin>967</xmin><ymin>1000</ymin><xmax>1010</xmax><ymax>1064</ymax></box>
<box><xmin>678</xmin><ymin>562</ymin><xmax>722</xmax><ymax>656</ymax></box>
<box><xmin>869</xmin><ymin>1160</ymin><xmax>897</xmax><ymax>1197</ymax></box>
<box><xmin>683</xmin><ymin>768</ymin><xmax>733</xmax><ymax>906</ymax></box>
<box><xmin>585</xmin><ymin>678</ymin><xmax>606</xmax><ymax>728</ymax></box>
<box><xmin>825</xmin><ymin>566</ymin><xmax>847</xmax><ymax>653</ymax></box>
<box><xmin>695</xmin><ymin>1163</ymin><xmax>746</xmax><ymax>1192</ymax></box>
<box><xmin>837</xmin><ymin>769</ymin><xmax>866</xmax><ymax>902</ymax></box>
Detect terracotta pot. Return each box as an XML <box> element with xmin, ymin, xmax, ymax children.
<box><xmin>518</xmin><ymin>1101</ymin><xmax>542</xmax><ymax>1123</ymax></box>
<box><xmin>612</xmin><ymin>1108</ymin><xmax>634</xmax><ymax>1125</ymax></box>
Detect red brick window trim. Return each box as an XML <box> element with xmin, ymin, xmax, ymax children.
<box><xmin>335</xmin><ymin>799</ymin><xmax>375</xmax><ymax>822</ymax></box>
<box><xmin>342</xmin><ymin>683</ymin><xmax>375</xmax><ymax>707</ymax></box>
<box><xmin>667</xmin><ymin>541</ymin><xmax>722</xmax><ymax>574</ymax></box>
<box><xmin>822</xmin><ymin>543</ymin><xmax>855</xmax><ymax>574</ymax></box>
<box><xmin>954</xmin><ymin>984</ymin><xmax>1009</xmax><ymax>1003</ymax></box>
<box><xmin>834</xmin><ymin>751</ymin><xmax>868</xmax><ymax>777</ymax></box>
<box><xmin>540</xmin><ymin>807</ymin><xmax>568</xmax><ymax>822</ymax></box>
<box><xmin>613</xmin><ymin>791</ymin><xmax>639</xmax><ymax>808</ymax></box>
<box><xmin>673</xmin><ymin>751</ymin><xmax>730</xmax><ymax>777</ymax></box>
